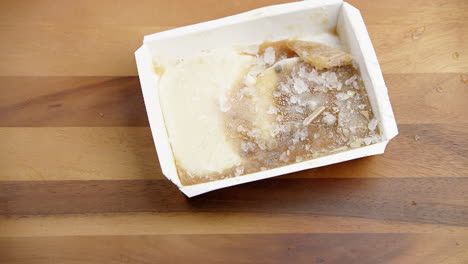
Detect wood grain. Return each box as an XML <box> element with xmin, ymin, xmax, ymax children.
<box><xmin>0</xmin><ymin>24</ymin><xmax>465</xmax><ymax>76</ymax></box>
<box><xmin>1</xmin><ymin>124</ymin><xmax>467</xmax><ymax>181</ymax></box>
<box><xmin>0</xmin><ymin>1</ymin><xmax>466</xmax><ymax>76</ymax></box>
<box><xmin>0</xmin><ymin>234</ymin><xmax>466</xmax><ymax>264</ymax></box>
<box><xmin>2</xmin><ymin>213</ymin><xmax>467</xmax><ymax>237</ymax></box>
<box><xmin>1</xmin><ymin>0</ymin><xmax>467</xmax><ymax>263</ymax></box>
<box><xmin>1</xmin><ymin>0</ymin><xmax>466</xmax><ymax>26</ymax></box>
<box><xmin>1</xmin><ymin>178</ymin><xmax>467</xmax><ymax>226</ymax></box>
<box><xmin>1</xmin><ymin>73</ymin><xmax>467</xmax><ymax>126</ymax></box>
<box><xmin>0</xmin><ymin>0</ymin><xmax>294</xmax><ymax>26</ymax></box>
<box><xmin>0</xmin><ymin>77</ymin><xmax>149</xmax><ymax>126</ymax></box>
<box><xmin>369</xmin><ymin>23</ymin><xmax>467</xmax><ymax>74</ymax></box>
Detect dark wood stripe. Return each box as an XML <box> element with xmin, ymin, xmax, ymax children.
<box><xmin>1</xmin><ymin>178</ymin><xmax>466</xmax><ymax>226</ymax></box>
<box><xmin>0</xmin><ymin>76</ymin><xmax>149</xmax><ymax>127</ymax></box>
<box><xmin>0</xmin><ymin>234</ymin><xmax>422</xmax><ymax>264</ymax></box>
<box><xmin>0</xmin><ymin>73</ymin><xmax>466</xmax><ymax>126</ymax></box>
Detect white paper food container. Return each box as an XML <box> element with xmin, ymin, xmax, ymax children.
<box><xmin>135</xmin><ymin>0</ymin><xmax>398</xmax><ymax>197</ymax></box>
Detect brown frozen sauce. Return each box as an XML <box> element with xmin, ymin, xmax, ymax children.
<box><xmin>175</xmin><ymin>40</ymin><xmax>380</xmax><ymax>185</ymax></box>
<box><xmin>222</xmin><ymin>40</ymin><xmax>380</xmax><ymax>179</ymax></box>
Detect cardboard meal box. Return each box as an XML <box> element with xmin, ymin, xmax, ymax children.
<box><xmin>135</xmin><ymin>0</ymin><xmax>398</xmax><ymax>197</ymax></box>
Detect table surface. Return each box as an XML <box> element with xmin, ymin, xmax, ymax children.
<box><xmin>0</xmin><ymin>0</ymin><xmax>467</xmax><ymax>263</ymax></box>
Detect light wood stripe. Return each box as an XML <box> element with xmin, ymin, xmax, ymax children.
<box><xmin>0</xmin><ymin>25</ymin><xmax>171</xmax><ymax>76</ymax></box>
<box><xmin>1</xmin><ymin>212</ymin><xmax>467</xmax><ymax>238</ymax></box>
<box><xmin>348</xmin><ymin>0</ymin><xmax>467</xmax><ymax>25</ymax></box>
<box><xmin>0</xmin><ymin>25</ymin><xmax>465</xmax><ymax>76</ymax></box>
<box><xmin>368</xmin><ymin>23</ymin><xmax>467</xmax><ymax>74</ymax></box>
<box><xmin>0</xmin><ymin>127</ymin><xmax>161</xmax><ymax>181</ymax></box>
<box><xmin>0</xmin><ymin>234</ymin><xmax>466</xmax><ymax>264</ymax></box>
<box><xmin>1</xmin><ymin>0</ymin><xmax>465</xmax><ymax>26</ymax></box>
<box><xmin>386</xmin><ymin>73</ymin><xmax>468</xmax><ymax>125</ymax></box>
<box><xmin>0</xmin><ymin>124</ymin><xmax>466</xmax><ymax>181</ymax></box>
<box><xmin>0</xmin><ymin>0</ymin><xmax>294</xmax><ymax>27</ymax></box>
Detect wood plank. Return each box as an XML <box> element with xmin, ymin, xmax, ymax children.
<box><xmin>347</xmin><ymin>0</ymin><xmax>467</xmax><ymax>25</ymax></box>
<box><xmin>0</xmin><ymin>23</ymin><xmax>465</xmax><ymax>76</ymax></box>
<box><xmin>1</xmin><ymin>0</ymin><xmax>465</xmax><ymax>26</ymax></box>
<box><xmin>284</xmin><ymin>123</ymin><xmax>468</xmax><ymax>179</ymax></box>
<box><xmin>0</xmin><ymin>127</ymin><xmax>160</xmax><ymax>181</ymax></box>
<box><xmin>0</xmin><ymin>25</ymin><xmax>168</xmax><ymax>76</ymax></box>
<box><xmin>1</xmin><ymin>124</ymin><xmax>466</xmax><ymax>181</ymax></box>
<box><xmin>0</xmin><ymin>0</ymin><xmax>295</xmax><ymax>27</ymax></box>
<box><xmin>1</xmin><ymin>212</ymin><xmax>466</xmax><ymax>238</ymax></box>
<box><xmin>386</xmin><ymin>73</ymin><xmax>468</xmax><ymax>125</ymax></box>
<box><xmin>368</xmin><ymin>23</ymin><xmax>467</xmax><ymax>74</ymax></box>
<box><xmin>1</xmin><ymin>178</ymin><xmax>466</xmax><ymax>226</ymax></box>
<box><xmin>0</xmin><ymin>1</ymin><xmax>466</xmax><ymax>263</ymax></box>
<box><xmin>0</xmin><ymin>77</ymin><xmax>149</xmax><ymax>127</ymax></box>
<box><xmin>1</xmin><ymin>73</ymin><xmax>466</xmax><ymax>126</ymax></box>
<box><xmin>0</xmin><ymin>234</ymin><xmax>466</xmax><ymax>264</ymax></box>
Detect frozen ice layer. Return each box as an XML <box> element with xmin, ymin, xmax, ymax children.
<box><xmin>157</xmin><ymin>39</ymin><xmax>381</xmax><ymax>185</ymax></box>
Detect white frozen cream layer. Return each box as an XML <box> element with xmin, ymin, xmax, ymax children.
<box><xmin>159</xmin><ymin>48</ymin><xmax>254</xmax><ymax>176</ymax></box>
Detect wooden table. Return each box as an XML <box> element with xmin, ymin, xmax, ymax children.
<box><xmin>1</xmin><ymin>0</ymin><xmax>467</xmax><ymax>263</ymax></box>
